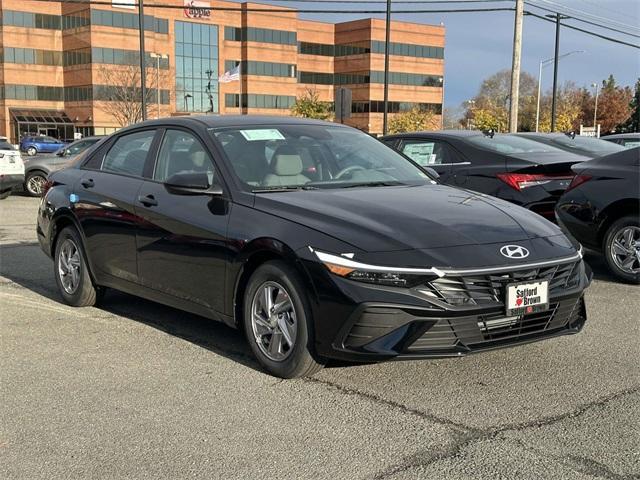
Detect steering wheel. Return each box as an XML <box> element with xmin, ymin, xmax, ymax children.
<box><xmin>334</xmin><ymin>165</ymin><xmax>365</xmax><ymax>179</ymax></box>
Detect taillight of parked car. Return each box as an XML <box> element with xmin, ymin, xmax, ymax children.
<box><xmin>41</xmin><ymin>179</ymin><xmax>54</xmax><ymax>197</ymax></box>
<box><xmin>496</xmin><ymin>173</ymin><xmax>574</xmax><ymax>191</ymax></box>
<box><xmin>565</xmin><ymin>174</ymin><xmax>592</xmax><ymax>192</ymax></box>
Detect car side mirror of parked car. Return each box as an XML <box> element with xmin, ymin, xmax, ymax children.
<box><xmin>56</xmin><ymin>148</ymin><xmax>66</xmax><ymax>157</ymax></box>
<box><xmin>165</xmin><ymin>172</ymin><xmax>223</xmax><ymax>196</ymax></box>
<box><xmin>423</xmin><ymin>166</ymin><xmax>440</xmax><ymax>179</ymax></box>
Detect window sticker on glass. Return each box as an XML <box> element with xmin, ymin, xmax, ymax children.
<box><xmin>239</xmin><ymin>129</ymin><xmax>285</xmax><ymax>141</ymax></box>
<box><xmin>403</xmin><ymin>143</ymin><xmax>436</xmax><ymax>165</ymax></box>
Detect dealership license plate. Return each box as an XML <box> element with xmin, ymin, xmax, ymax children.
<box><xmin>506</xmin><ymin>281</ymin><xmax>549</xmax><ymax>316</ymax></box>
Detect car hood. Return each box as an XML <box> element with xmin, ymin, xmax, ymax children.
<box><xmin>253</xmin><ymin>184</ymin><xmax>563</xmax><ymax>252</ymax></box>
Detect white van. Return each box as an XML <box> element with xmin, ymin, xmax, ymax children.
<box><xmin>0</xmin><ymin>136</ymin><xmax>25</xmax><ymax>199</ymax></box>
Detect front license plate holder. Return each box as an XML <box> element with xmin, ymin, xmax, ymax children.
<box><xmin>505</xmin><ymin>280</ymin><xmax>549</xmax><ymax>316</ymax></box>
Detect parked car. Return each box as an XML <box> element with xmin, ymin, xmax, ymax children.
<box><xmin>382</xmin><ymin>130</ymin><xmax>588</xmax><ymax>222</ymax></box>
<box><xmin>19</xmin><ymin>135</ymin><xmax>67</xmax><ymax>156</ymax></box>
<box><xmin>22</xmin><ymin>136</ymin><xmax>103</xmax><ymax>196</ymax></box>
<box><xmin>516</xmin><ymin>132</ymin><xmax>625</xmax><ymax>158</ymax></box>
<box><xmin>556</xmin><ymin>147</ymin><xmax>640</xmax><ymax>283</ymax></box>
<box><xmin>0</xmin><ymin>137</ymin><xmax>25</xmax><ymax>199</ymax></box>
<box><xmin>602</xmin><ymin>133</ymin><xmax>640</xmax><ymax>149</ymax></box>
<box><xmin>38</xmin><ymin>116</ymin><xmax>591</xmax><ymax>378</ymax></box>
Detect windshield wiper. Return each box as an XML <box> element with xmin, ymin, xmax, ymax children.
<box><xmin>252</xmin><ymin>185</ymin><xmax>318</xmax><ymax>193</ymax></box>
<box><xmin>339</xmin><ymin>181</ymin><xmax>406</xmax><ymax>188</ymax></box>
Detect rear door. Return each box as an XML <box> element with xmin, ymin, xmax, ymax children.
<box><xmin>395</xmin><ymin>137</ymin><xmax>470</xmax><ymax>182</ymax></box>
<box><xmin>75</xmin><ymin>129</ymin><xmax>159</xmax><ymax>284</ymax></box>
<box><xmin>135</xmin><ymin>127</ymin><xmax>231</xmax><ymax>314</ymax></box>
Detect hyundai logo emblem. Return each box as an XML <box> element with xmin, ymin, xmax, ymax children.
<box><xmin>500</xmin><ymin>245</ymin><xmax>530</xmax><ymax>259</ymax></box>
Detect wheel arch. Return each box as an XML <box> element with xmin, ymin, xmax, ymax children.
<box><xmin>50</xmin><ymin>210</ymin><xmax>100</xmax><ymax>285</ymax></box>
<box><xmin>597</xmin><ymin>198</ymin><xmax>640</xmax><ymax>246</ymax></box>
<box><xmin>231</xmin><ymin>238</ymin><xmax>318</xmax><ymax>328</ymax></box>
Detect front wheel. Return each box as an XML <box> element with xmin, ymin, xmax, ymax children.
<box><xmin>24</xmin><ymin>171</ymin><xmax>47</xmax><ymax>197</ymax></box>
<box><xmin>243</xmin><ymin>261</ymin><xmax>324</xmax><ymax>378</ymax></box>
<box><xmin>54</xmin><ymin>227</ymin><xmax>102</xmax><ymax>306</ymax></box>
<box><xmin>26</xmin><ymin>146</ymin><xmax>37</xmax><ymax>156</ymax></box>
<box><xmin>603</xmin><ymin>216</ymin><xmax>640</xmax><ymax>284</ymax></box>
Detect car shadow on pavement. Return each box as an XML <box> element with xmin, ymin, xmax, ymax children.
<box><xmin>1</xmin><ymin>242</ymin><xmax>359</xmax><ymax>375</ymax></box>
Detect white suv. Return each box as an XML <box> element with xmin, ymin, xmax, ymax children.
<box><xmin>0</xmin><ymin>137</ymin><xmax>25</xmax><ymax>200</ymax></box>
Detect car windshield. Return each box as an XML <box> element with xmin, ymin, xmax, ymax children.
<box><xmin>467</xmin><ymin>135</ymin><xmax>558</xmax><ymax>154</ymax></box>
<box><xmin>0</xmin><ymin>141</ymin><xmax>16</xmax><ymax>150</ymax></box>
<box><xmin>551</xmin><ymin>135</ymin><xmax>625</xmax><ymax>154</ymax></box>
<box><xmin>211</xmin><ymin>124</ymin><xmax>433</xmax><ymax>191</ymax></box>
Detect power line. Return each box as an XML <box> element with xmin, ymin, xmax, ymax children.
<box><xmin>528</xmin><ymin>0</ymin><xmax>640</xmax><ymax>33</ymax></box>
<box><xmin>525</xmin><ymin>0</ymin><xmax>640</xmax><ymax>39</ymax></box>
<box><xmin>525</xmin><ymin>10</ymin><xmax>640</xmax><ymax>50</ymax></box>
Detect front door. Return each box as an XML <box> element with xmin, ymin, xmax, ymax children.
<box><xmin>135</xmin><ymin>128</ymin><xmax>231</xmax><ymax>314</ymax></box>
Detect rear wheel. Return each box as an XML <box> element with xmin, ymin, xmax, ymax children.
<box><xmin>54</xmin><ymin>226</ymin><xmax>102</xmax><ymax>306</ymax></box>
<box><xmin>26</xmin><ymin>146</ymin><xmax>37</xmax><ymax>156</ymax></box>
<box><xmin>603</xmin><ymin>216</ymin><xmax>640</xmax><ymax>284</ymax></box>
<box><xmin>24</xmin><ymin>171</ymin><xmax>47</xmax><ymax>197</ymax></box>
<box><xmin>243</xmin><ymin>261</ymin><xmax>324</xmax><ymax>378</ymax></box>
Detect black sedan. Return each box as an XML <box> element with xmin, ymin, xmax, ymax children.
<box><xmin>37</xmin><ymin>116</ymin><xmax>591</xmax><ymax>378</ymax></box>
<box><xmin>517</xmin><ymin>132</ymin><xmax>625</xmax><ymax>159</ymax></box>
<box><xmin>382</xmin><ymin>130</ymin><xmax>588</xmax><ymax>221</ymax></box>
<box><xmin>556</xmin><ymin>147</ymin><xmax>640</xmax><ymax>283</ymax></box>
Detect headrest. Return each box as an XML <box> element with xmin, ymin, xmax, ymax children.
<box><xmin>190</xmin><ymin>150</ymin><xmax>206</xmax><ymax>165</ymax></box>
<box><xmin>273</xmin><ymin>146</ymin><xmax>303</xmax><ymax>176</ymax></box>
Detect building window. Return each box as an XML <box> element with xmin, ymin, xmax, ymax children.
<box><xmin>355</xmin><ymin>101</ymin><xmax>442</xmax><ymax>114</ymax></box>
<box><xmin>335</xmin><ymin>42</ymin><xmax>370</xmax><ymax>57</ymax></box>
<box><xmin>2</xmin><ymin>11</ymin><xmax>61</xmax><ymax>29</ymax></box>
<box><xmin>175</xmin><ymin>21</ymin><xmax>219</xmax><ymax>113</ymax></box>
<box><xmin>2</xmin><ymin>48</ymin><xmax>63</xmax><ymax>66</ymax></box>
<box><xmin>370</xmin><ymin>71</ymin><xmax>443</xmax><ymax>87</ymax></box>
<box><xmin>298</xmin><ymin>71</ymin><xmax>334</xmax><ymax>85</ymax></box>
<box><xmin>90</xmin><ymin>9</ymin><xmax>168</xmax><ymax>34</ymax></box>
<box><xmin>298</xmin><ymin>42</ymin><xmax>334</xmax><ymax>56</ymax></box>
<box><xmin>225</xmin><ymin>94</ymin><xmax>295</xmax><ymax>109</ymax></box>
<box><xmin>225</xmin><ymin>60</ymin><xmax>295</xmax><ymax>78</ymax></box>
<box><xmin>371</xmin><ymin>40</ymin><xmax>444</xmax><ymax>59</ymax></box>
<box><xmin>224</xmin><ymin>26</ymin><xmax>296</xmax><ymax>46</ymax></box>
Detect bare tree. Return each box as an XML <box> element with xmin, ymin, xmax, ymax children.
<box><xmin>96</xmin><ymin>61</ymin><xmax>169</xmax><ymax>127</ymax></box>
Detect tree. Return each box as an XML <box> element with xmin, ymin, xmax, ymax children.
<box><xmin>596</xmin><ymin>75</ymin><xmax>633</xmax><ymax>133</ymax></box>
<box><xmin>618</xmin><ymin>78</ymin><xmax>640</xmax><ymax>133</ymax></box>
<box><xmin>387</xmin><ymin>106</ymin><xmax>437</xmax><ymax>134</ymax></box>
<box><xmin>537</xmin><ymin>82</ymin><xmax>582</xmax><ymax>133</ymax></box>
<box><xmin>96</xmin><ymin>62</ymin><xmax>168</xmax><ymax>127</ymax></box>
<box><xmin>471</xmin><ymin>108</ymin><xmax>508</xmax><ymax>132</ymax></box>
<box><xmin>461</xmin><ymin>69</ymin><xmax>538</xmax><ymax>132</ymax></box>
<box><xmin>291</xmin><ymin>89</ymin><xmax>333</xmax><ymax>120</ymax></box>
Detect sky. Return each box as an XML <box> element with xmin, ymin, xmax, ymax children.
<box><xmin>258</xmin><ymin>0</ymin><xmax>640</xmax><ymax>109</ymax></box>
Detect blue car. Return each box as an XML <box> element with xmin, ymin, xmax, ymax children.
<box><xmin>20</xmin><ymin>136</ymin><xmax>67</xmax><ymax>156</ymax></box>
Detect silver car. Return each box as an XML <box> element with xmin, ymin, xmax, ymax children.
<box><xmin>21</xmin><ymin>136</ymin><xmax>103</xmax><ymax>196</ymax></box>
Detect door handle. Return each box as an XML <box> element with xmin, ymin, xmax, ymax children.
<box><xmin>81</xmin><ymin>178</ymin><xmax>94</xmax><ymax>188</ymax></box>
<box><xmin>138</xmin><ymin>194</ymin><xmax>158</xmax><ymax>207</ymax></box>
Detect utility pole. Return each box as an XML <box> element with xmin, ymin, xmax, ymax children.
<box><xmin>138</xmin><ymin>0</ymin><xmax>147</xmax><ymax>122</ymax></box>
<box><xmin>382</xmin><ymin>0</ymin><xmax>391</xmax><ymax>136</ymax></box>
<box><xmin>508</xmin><ymin>0</ymin><xmax>524</xmax><ymax>133</ymax></box>
<box><xmin>549</xmin><ymin>13</ymin><xmax>569</xmax><ymax>132</ymax></box>
<box><xmin>592</xmin><ymin>82</ymin><xmax>599</xmax><ymax>127</ymax></box>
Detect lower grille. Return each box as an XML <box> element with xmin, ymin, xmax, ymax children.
<box><xmin>407</xmin><ymin>297</ymin><xmax>584</xmax><ymax>352</ymax></box>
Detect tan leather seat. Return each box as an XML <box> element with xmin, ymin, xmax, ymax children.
<box><xmin>263</xmin><ymin>146</ymin><xmax>311</xmax><ymax>186</ymax></box>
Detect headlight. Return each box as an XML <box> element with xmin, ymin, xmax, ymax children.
<box><xmin>311</xmin><ymin>248</ymin><xmax>444</xmax><ymax>287</ymax></box>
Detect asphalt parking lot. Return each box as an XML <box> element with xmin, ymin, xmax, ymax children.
<box><xmin>1</xmin><ymin>194</ymin><xmax>638</xmax><ymax>480</ymax></box>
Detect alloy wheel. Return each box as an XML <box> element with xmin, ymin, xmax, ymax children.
<box><xmin>26</xmin><ymin>174</ymin><xmax>46</xmax><ymax>196</ymax></box>
<box><xmin>610</xmin><ymin>226</ymin><xmax>640</xmax><ymax>274</ymax></box>
<box><xmin>27</xmin><ymin>147</ymin><xmax>37</xmax><ymax>156</ymax></box>
<box><xmin>58</xmin><ymin>239</ymin><xmax>81</xmax><ymax>294</ymax></box>
<box><xmin>250</xmin><ymin>281</ymin><xmax>298</xmax><ymax>362</ymax></box>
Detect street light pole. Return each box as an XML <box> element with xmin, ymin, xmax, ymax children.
<box><xmin>138</xmin><ymin>0</ymin><xmax>147</xmax><ymax>121</ymax></box>
<box><xmin>382</xmin><ymin>0</ymin><xmax>391</xmax><ymax>136</ymax></box>
<box><xmin>548</xmin><ymin>13</ymin><xmax>569</xmax><ymax>132</ymax></box>
<box><xmin>592</xmin><ymin>82</ymin><xmax>599</xmax><ymax>128</ymax></box>
<box><xmin>149</xmin><ymin>53</ymin><xmax>168</xmax><ymax>119</ymax></box>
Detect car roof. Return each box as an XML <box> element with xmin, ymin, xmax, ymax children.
<box><xmin>515</xmin><ymin>132</ymin><xmax>573</xmax><ymax>138</ymax></box>
<box><xmin>382</xmin><ymin>130</ymin><xmax>486</xmax><ymax>139</ymax></box>
<box><xmin>120</xmin><ymin>115</ymin><xmax>342</xmax><ymax>132</ymax></box>
<box><xmin>603</xmin><ymin>133</ymin><xmax>640</xmax><ymax>139</ymax></box>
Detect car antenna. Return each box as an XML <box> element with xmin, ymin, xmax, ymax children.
<box><xmin>482</xmin><ymin>129</ymin><xmax>495</xmax><ymax>139</ymax></box>
<box><xmin>564</xmin><ymin>131</ymin><xmax>576</xmax><ymax>139</ymax></box>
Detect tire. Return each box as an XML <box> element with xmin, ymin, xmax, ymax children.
<box><xmin>242</xmin><ymin>260</ymin><xmax>324</xmax><ymax>378</ymax></box>
<box><xmin>0</xmin><ymin>190</ymin><xmax>11</xmax><ymax>200</ymax></box>
<box><xmin>26</xmin><ymin>146</ymin><xmax>37</xmax><ymax>156</ymax></box>
<box><xmin>24</xmin><ymin>171</ymin><xmax>48</xmax><ymax>197</ymax></box>
<box><xmin>54</xmin><ymin>226</ymin><xmax>102</xmax><ymax>306</ymax></box>
<box><xmin>603</xmin><ymin>215</ymin><xmax>640</xmax><ymax>284</ymax></box>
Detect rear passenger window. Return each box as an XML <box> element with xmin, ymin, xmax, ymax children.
<box><xmin>102</xmin><ymin>130</ymin><xmax>155</xmax><ymax>177</ymax></box>
<box><xmin>401</xmin><ymin>140</ymin><xmax>438</xmax><ymax>166</ymax></box>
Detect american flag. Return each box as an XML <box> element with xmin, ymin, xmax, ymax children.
<box><xmin>218</xmin><ymin>65</ymin><xmax>240</xmax><ymax>83</ymax></box>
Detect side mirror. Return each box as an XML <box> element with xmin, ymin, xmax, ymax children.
<box><xmin>424</xmin><ymin>166</ymin><xmax>440</xmax><ymax>179</ymax></box>
<box><xmin>165</xmin><ymin>172</ymin><xmax>223</xmax><ymax>196</ymax></box>
<box><xmin>56</xmin><ymin>149</ymin><xmax>66</xmax><ymax>157</ymax></box>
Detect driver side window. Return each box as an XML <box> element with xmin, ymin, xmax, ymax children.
<box><xmin>154</xmin><ymin>129</ymin><xmax>215</xmax><ymax>185</ymax></box>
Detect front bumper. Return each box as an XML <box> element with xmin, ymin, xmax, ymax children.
<box><xmin>0</xmin><ymin>173</ymin><xmax>25</xmax><ymax>191</ymax></box>
<box><xmin>302</xmin><ymin>253</ymin><xmax>591</xmax><ymax>362</ymax></box>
